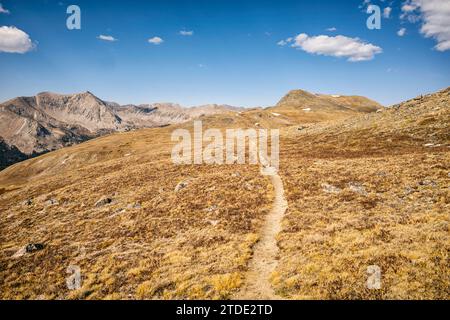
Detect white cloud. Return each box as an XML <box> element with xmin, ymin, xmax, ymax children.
<box><xmin>0</xmin><ymin>26</ymin><xmax>34</xmax><ymax>53</ymax></box>
<box><xmin>148</xmin><ymin>36</ymin><xmax>164</xmax><ymax>45</ymax></box>
<box><xmin>179</xmin><ymin>30</ymin><xmax>193</xmax><ymax>36</ymax></box>
<box><xmin>0</xmin><ymin>3</ymin><xmax>10</xmax><ymax>14</ymax></box>
<box><xmin>383</xmin><ymin>7</ymin><xmax>392</xmax><ymax>18</ymax></box>
<box><xmin>401</xmin><ymin>0</ymin><xmax>450</xmax><ymax>51</ymax></box>
<box><xmin>291</xmin><ymin>33</ymin><xmax>382</xmax><ymax>62</ymax></box>
<box><xmin>397</xmin><ymin>28</ymin><xmax>407</xmax><ymax>36</ymax></box>
<box><xmin>97</xmin><ymin>35</ymin><xmax>117</xmax><ymax>42</ymax></box>
<box><xmin>400</xmin><ymin>1</ymin><xmax>421</xmax><ymax>22</ymax></box>
<box><xmin>277</xmin><ymin>37</ymin><xmax>293</xmax><ymax>46</ymax></box>
<box><xmin>327</xmin><ymin>27</ymin><xmax>337</xmax><ymax>32</ymax></box>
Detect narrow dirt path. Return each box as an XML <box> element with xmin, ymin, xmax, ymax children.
<box><xmin>234</xmin><ymin>165</ymin><xmax>288</xmax><ymax>300</ymax></box>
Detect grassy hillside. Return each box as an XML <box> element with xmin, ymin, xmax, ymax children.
<box><xmin>274</xmin><ymin>88</ymin><xmax>449</xmax><ymax>299</ymax></box>
<box><xmin>0</xmin><ymin>88</ymin><xmax>448</xmax><ymax>300</ymax></box>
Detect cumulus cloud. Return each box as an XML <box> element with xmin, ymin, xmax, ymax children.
<box><xmin>291</xmin><ymin>33</ymin><xmax>382</xmax><ymax>62</ymax></box>
<box><xmin>97</xmin><ymin>35</ymin><xmax>117</xmax><ymax>42</ymax></box>
<box><xmin>148</xmin><ymin>36</ymin><xmax>164</xmax><ymax>45</ymax></box>
<box><xmin>383</xmin><ymin>7</ymin><xmax>392</xmax><ymax>18</ymax></box>
<box><xmin>179</xmin><ymin>30</ymin><xmax>193</xmax><ymax>36</ymax></box>
<box><xmin>327</xmin><ymin>27</ymin><xmax>337</xmax><ymax>32</ymax></box>
<box><xmin>0</xmin><ymin>26</ymin><xmax>34</xmax><ymax>53</ymax></box>
<box><xmin>397</xmin><ymin>28</ymin><xmax>407</xmax><ymax>36</ymax></box>
<box><xmin>401</xmin><ymin>0</ymin><xmax>450</xmax><ymax>51</ymax></box>
<box><xmin>0</xmin><ymin>3</ymin><xmax>10</xmax><ymax>14</ymax></box>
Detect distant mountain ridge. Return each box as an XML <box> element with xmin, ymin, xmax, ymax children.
<box><xmin>276</xmin><ymin>89</ymin><xmax>382</xmax><ymax>111</ymax></box>
<box><xmin>270</xmin><ymin>89</ymin><xmax>383</xmax><ymax>123</ymax></box>
<box><xmin>0</xmin><ymin>91</ymin><xmax>242</xmax><ymax>169</ymax></box>
<box><xmin>0</xmin><ymin>89</ymin><xmax>383</xmax><ymax>169</ymax></box>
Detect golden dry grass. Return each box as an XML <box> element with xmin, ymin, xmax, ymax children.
<box><xmin>273</xmin><ymin>88</ymin><xmax>450</xmax><ymax>299</ymax></box>
<box><xmin>0</xmin><ymin>120</ymin><xmax>273</xmax><ymax>300</ymax></box>
<box><xmin>0</xmin><ymin>88</ymin><xmax>448</xmax><ymax>300</ymax></box>
<box><xmin>276</xmin><ymin>153</ymin><xmax>449</xmax><ymax>299</ymax></box>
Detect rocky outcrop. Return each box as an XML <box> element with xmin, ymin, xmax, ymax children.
<box><xmin>0</xmin><ymin>92</ymin><xmax>242</xmax><ymax>169</ymax></box>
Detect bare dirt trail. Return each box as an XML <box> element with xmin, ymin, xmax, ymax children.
<box><xmin>234</xmin><ymin>165</ymin><xmax>288</xmax><ymax>300</ymax></box>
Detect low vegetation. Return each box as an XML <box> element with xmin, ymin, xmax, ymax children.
<box><xmin>1</xmin><ymin>88</ymin><xmax>448</xmax><ymax>300</ymax></box>
<box><xmin>274</xmin><ymin>88</ymin><xmax>449</xmax><ymax>299</ymax></box>
<box><xmin>0</xmin><ymin>125</ymin><xmax>272</xmax><ymax>299</ymax></box>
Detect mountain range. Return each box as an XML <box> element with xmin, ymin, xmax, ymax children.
<box><xmin>0</xmin><ymin>91</ymin><xmax>244</xmax><ymax>169</ymax></box>
<box><xmin>0</xmin><ymin>90</ymin><xmax>382</xmax><ymax>169</ymax></box>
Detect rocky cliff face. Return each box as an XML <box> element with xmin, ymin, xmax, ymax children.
<box><xmin>0</xmin><ymin>138</ymin><xmax>29</xmax><ymax>170</ymax></box>
<box><xmin>0</xmin><ymin>92</ymin><xmax>242</xmax><ymax>169</ymax></box>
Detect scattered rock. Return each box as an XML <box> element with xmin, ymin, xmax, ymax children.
<box><xmin>12</xmin><ymin>247</ymin><xmax>27</xmax><ymax>258</ymax></box>
<box><xmin>175</xmin><ymin>180</ymin><xmax>190</xmax><ymax>192</ymax></box>
<box><xmin>298</xmin><ymin>126</ymin><xmax>306</xmax><ymax>131</ymax></box>
<box><xmin>205</xmin><ymin>205</ymin><xmax>218</xmax><ymax>213</ymax></box>
<box><xmin>321</xmin><ymin>183</ymin><xmax>341</xmax><ymax>194</ymax></box>
<box><xmin>419</xmin><ymin>180</ymin><xmax>437</xmax><ymax>188</ymax></box>
<box><xmin>95</xmin><ymin>196</ymin><xmax>113</xmax><ymax>207</ymax></box>
<box><xmin>127</xmin><ymin>202</ymin><xmax>142</xmax><ymax>209</ymax></box>
<box><xmin>45</xmin><ymin>199</ymin><xmax>59</xmax><ymax>206</ymax></box>
<box><xmin>22</xmin><ymin>199</ymin><xmax>33</xmax><ymax>206</ymax></box>
<box><xmin>244</xmin><ymin>182</ymin><xmax>254</xmax><ymax>191</ymax></box>
<box><xmin>404</xmin><ymin>186</ymin><xmax>416</xmax><ymax>195</ymax></box>
<box><xmin>231</xmin><ymin>172</ymin><xmax>241</xmax><ymax>178</ymax></box>
<box><xmin>348</xmin><ymin>182</ymin><xmax>367</xmax><ymax>196</ymax></box>
<box><xmin>25</xmin><ymin>243</ymin><xmax>45</xmax><ymax>253</ymax></box>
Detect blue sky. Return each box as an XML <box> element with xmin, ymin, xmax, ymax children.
<box><xmin>0</xmin><ymin>0</ymin><xmax>449</xmax><ymax>107</ymax></box>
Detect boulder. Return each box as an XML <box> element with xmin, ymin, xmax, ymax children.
<box><xmin>45</xmin><ymin>199</ymin><xmax>59</xmax><ymax>206</ymax></box>
<box><xmin>175</xmin><ymin>180</ymin><xmax>190</xmax><ymax>192</ymax></box>
<box><xmin>26</xmin><ymin>243</ymin><xmax>45</xmax><ymax>253</ymax></box>
<box><xmin>95</xmin><ymin>196</ymin><xmax>113</xmax><ymax>207</ymax></box>
<box><xmin>348</xmin><ymin>182</ymin><xmax>368</xmax><ymax>196</ymax></box>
